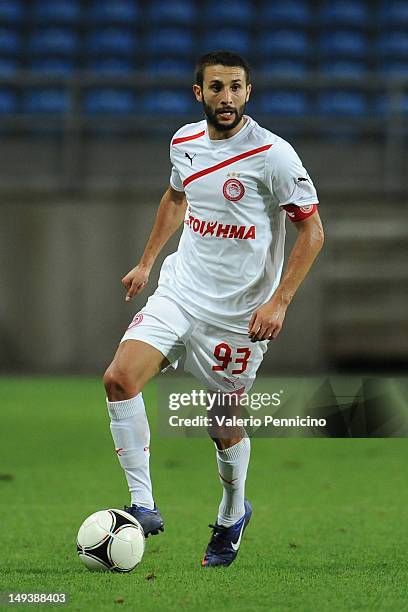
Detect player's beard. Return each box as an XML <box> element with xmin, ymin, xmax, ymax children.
<box><xmin>202</xmin><ymin>97</ymin><xmax>246</xmax><ymax>133</ymax></box>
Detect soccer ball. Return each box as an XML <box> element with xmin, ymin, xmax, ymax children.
<box><xmin>76</xmin><ymin>509</ymin><xmax>145</xmax><ymax>572</ymax></box>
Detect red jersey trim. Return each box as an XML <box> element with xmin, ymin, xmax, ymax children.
<box><xmin>172</xmin><ymin>130</ymin><xmax>206</xmax><ymax>145</ymax></box>
<box><xmin>183</xmin><ymin>144</ymin><xmax>273</xmax><ymax>187</ymax></box>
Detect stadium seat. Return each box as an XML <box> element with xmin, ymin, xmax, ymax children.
<box><xmin>200</xmin><ymin>29</ymin><xmax>250</xmax><ymax>56</ymax></box>
<box><xmin>258</xmin><ymin>59</ymin><xmax>308</xmax><ymax>79</ymax></box>
<box><xmin>319</xmin><ymin>31</ymin><xmax>367</xmax><ymax>58</ymax></box>
<box><xmin>257</xmin><ymin>30</ymin><xmax>309</xmax><ymax>58</ymax></box>
<box><xmin>32</xmin><ymin>1</ymin><xmax>81</xmax><ymax>25</ymax></box>
<box><xmin>23</xmin><ymin>89</ymin><xmax>70</xmax><ymax>114</ymax></box>
<box><xmin>375</xmin><ymin>93</ymin><xmax>408</xmax><ymax>115</ymax></box>
<box><xmin>0</xmin><ymin>89</ymin><xmax>17</xmax><ymax>112</ymax></box>
<box><xmin>319</xmin><ymin>60</ymin><xmax>367</xmax><ymax>79</ymax></box>
<box><xmin>146</xmin><ymin>58</ymin><xmax>191</xmax><ymax>75</ymax></box>
<box><xmin>147</xmin><ymin>0</ymin><xmax>196</xmax><ymax>25</ymax></box>
<box><xmin>377</xmin><ymin>32</ymin><xmax>408</xmax><ymax>58</ymax></box>
<box><xmin>379</xmin><ymin>61</ymin><xmax>408</xmax><ymax>77</ymax></box>
<box><xmin>259</xmin><ymin>1</ymin><xmax>310</xmax><ymax>26</ymax></box>
<box><xmin>87</xmin><ymin>58</ymin><xmax>134</xmax><ymax>75</ymax></box>
<box><xmin>258</xmin><ymin>91</ymin><xmax>309</xmax><ymax>115</ymax></box>
<box><xmin>145</xmin><ymin>29</ymin><xmax>193</xmax><ymax>56</ymax></box>
<box><xmin>29</xmin><ymin>58</ymin><xmax>75</xmax><ymax>76</ymax></box>
<box><xmin>0</xmin><ymin>29</ymin><xmax>20</xmax><ymax>55</ymax></box>
<box><xmin>84</xmin><ymin>89</ymin><xmax>136</xmax><ymax>114</ymax></box>
<box><xmin>28</xmin><ymin>28</ymin><xmax>78</xmax><ymax>56</ymax></box>
<box><xmin>203</xmin><ymin>0</ymin><xmax>253</xmax><ymax>25</ymax></box>
<box><xmin>317</xmin><ymin>91</ymin><xmax>368</xmax><ymax>116</ymax></box>
<box><xmin>379</xmin><ymin>1</ymin><xmax>408</xmax><ymax>26</ymax></box>
<box><xmin>0</xmin><ymin>0</ymin><xmax>23</xmax><ymax>23</ymax></box>
<box><xmin>141</xmin><ymin>90</ymin><xmax>192</xmax><ymax>114</ymax></box>
<box><xmin>319</xmin><ymin>1</ymin><xmax>368</xmax><ymax>27</ymax></box>
<box><xmin>0</xmin><ymin>58</ymin><xmax>18</xmax><ymax>75</ymax></box>
<box><xmin>86</xmin><ymin>29</ymin><xmax>136</xmax><ymax>57</ymax></box>
<box><xmin>87</xmin><ymin>1</ymin><xmax>139</xmax><ymax>25</ymax></box>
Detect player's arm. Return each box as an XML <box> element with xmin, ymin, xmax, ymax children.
<box><xmin>122</xmin><ymin>185</ymin><xmax>186</xmax><ymax>301</ymax></box>
<box><xmin>248</xmin><ymin>209</ymin><xmax>324</xmax><ymax>341</ymax></box>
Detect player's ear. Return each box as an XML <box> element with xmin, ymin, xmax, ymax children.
<box><xmin>193</xmin><ymin>84</ymin><xmax>203</xmax><ymax>102</ymax></box>
<box><xmin>245</xmin><ymin>83</ymin><xmax>252</xmax><ymax>103</ymax></box>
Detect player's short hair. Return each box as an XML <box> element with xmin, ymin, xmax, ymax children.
<box><xmin>194</xmin><ymin>51</ymin><xmax>251</xmax><ymax>87</ymax></box>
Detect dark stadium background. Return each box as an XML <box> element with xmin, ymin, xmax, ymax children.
<box><xmin>1</xmin><ymin>0</ymin><xmax>407</xmax><ymax>377</ymax></box>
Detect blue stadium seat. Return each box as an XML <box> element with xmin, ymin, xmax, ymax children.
<box><xmin>379</xmin><ymin>61</ymin><xmax>408</xmax><ymax>77</ymax></box>
<box><xmin>145</xmin><ymin>29</ymin><xmax>193</xmax><ymax>56</ymax></box>
<box><xmin>86</xmin><ymin>29</ymin><xmax>136</xmax><ymax>57</ymax></box>
<box><xmin>201</xmin><ymin>29</ymin><xmax>250</xmax><ymax>56</ymax></box>
<box><xmin>258</xmin><ymin>30</ymin><xmax>309</xmax><ymax>58</ymax></box>
<box><xmin>0</xmin><ymin>58</ymin><xmax>18</xmax><ymax>75</ymax></box>
<box><xmin>87</xmin><ymin>1</ymin><xmax>139</xmax><ymax>25</ymax></box>
<box><xmin>29</xmin><ymin>58</ymin><xmax>75</xmax><ymax>75</ymax></box>
<box><xmin>28</xmin><ymin>28</ymin><xmax>78</xmax><ymax>56</ymax></box>
<box><xmin>375</xmin><ymin>93</ymin><xmax>408</xmax><ymax>115</ymax></box>
<box><xmin>0</xmin><ymin>0</ymin><xmax>23</xmax><ymax>23</ymax></box>
<box><xmin>317</xmin><ymin>92</ymin><xmax>368</xmax><ymax>116</ymax></box>
<box><xmin>319</xmin><ymin>31</ymin><xmax>367</xmax><ymax>58</ymax></box>
<box><xmin>0</xmin><ymin>29</ymin><xmax>20</xmax><ymax>55</ymax></box>
<box><xmin>258</xmin><ymin>91</ymin><xmax>309</xmax><ymax>115</ymax></box>
<box><xmin>319</xmin><ymin>1</ymin><xmax>368</xmax><ymax>27</ymax></box>
<box><xmin>23</xmin><ymin>89</ymin><xmax>70</xmax><ymax>114</ymax></box>
<box><xmin>147</xmin><ymin>1</ymin><xmax>196</xmax><ymax>25</ymax></box>
<box><xmin>203</xmin><ymin>0</ymin><xmax>253</xmax><ymax>25</ymax></box>
<box><xmin>141</xmin><ymin>90</ymin><xmax>192</xmax><ymax>114</ymax></box>
<box><xmin>319</xmin><ymin>60</ymin><xmax>367</xmax><ymax>79</ymax></box>
<box><xmin>146</xmin><ymin>58</ymin><xmax>191</xmax><ymax>75</ymax></box>
<box><xmin>0</xmin><ymin>88</ymin><xmax>17</xmax><ymax>113</ymax></box>
<box><xmin>87</xmin><ymin>58</ymin><xmax>134</xmax><ymax>74</ymax></box>
<box><xmin>379</xmin><ymin>1</ymin><xmax>408</xmax><ymax>26</ymax></box>
<box><xmin>32</xmin><ymin>1</ymin><xmax>81</xmax><ymax>24</ymax></box>
<box><xmin>84</xmin><ymin>89</ymin><xmax>136</xmax><ymax>114</ymax></box>
<box><xmin>377</xmin><ymin>32</ymin><xmax>408</xmax><ymax>58</ymax></box>
<box><xmin>258</xmin><ymin>59</ymin><xmax>308</xmax><ymax>79</ymax></box>
<box><xmin>259</xmin><ymin>1</ymin><xmax>310</xmax><ymax>26</ymax></box>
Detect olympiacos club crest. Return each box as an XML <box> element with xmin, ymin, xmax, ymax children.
<box><xmin>127</xmin><ymin>313</ymin><xmax>144</xmax><ymax>330</ymax></box>
<box><xmin>223</xmin><ymin>178</ymin><xmax>245</xmax><ymax>202</ymax></box>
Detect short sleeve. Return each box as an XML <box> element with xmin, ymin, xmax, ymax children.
<box><xmin>264</xmin><ymin>140</ymin><xmax>318</xmax><ymax>207</ymax></box>
<box><xmin>170</xmin><ymin>165</ymin><xmax>184</xmax><ymax>192</ymax></box>
<box><xmin>169</xmin><ymin>140</ymin><xmax>185</xmax><ymax>192</ymax></box>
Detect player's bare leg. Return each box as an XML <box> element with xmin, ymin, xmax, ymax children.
<box><xmin>103</xmin><ymin>340</ymin><xmax>169</xmax><ymax>536</ymax></box>
<box><xmin>104</xmin><ymin>339</ymin><xmax>169</xmax><ymax>401</ymax></box>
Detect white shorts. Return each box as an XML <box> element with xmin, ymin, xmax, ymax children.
<box><xmin>121</xmin><ymin>292</ymin><xmax>268</xmax><ymax>393</ymax></box>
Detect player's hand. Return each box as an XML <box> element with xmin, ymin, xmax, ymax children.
<box><xmin>248</xmin><ymin>295</ymin><xmax>288</xmax><ymax>342</ymax></box>
<box><xmin>122</xmin><ymin>264</ymin><xmax>150</xmax><ymax>302</ymax></box>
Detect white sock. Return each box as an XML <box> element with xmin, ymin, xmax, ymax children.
<box><xmin>216</xmin><ymin>437</ymin><xmax>250</xmax><ymax>527</ymax></box>
<box><xmin>107</xmin><ymin>393</ymin><xmax>154</xmax><ymax>510</ymax></box>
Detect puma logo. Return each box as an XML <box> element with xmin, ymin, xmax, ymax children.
<box><xmin>185</xmin><ymin>152</ymin><xmax>197</xmax><ymax>166</ymax></box>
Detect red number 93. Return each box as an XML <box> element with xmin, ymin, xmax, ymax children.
<box><xmin>212</xmin><ymin>342</ymin><xmax>251</xmax><ymax>375</ymax></box>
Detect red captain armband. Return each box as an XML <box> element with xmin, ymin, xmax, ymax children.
<box><xmin>281</xmin><ymin>203</ymin><xmax>318</xmax><ymax>222</ymax></box>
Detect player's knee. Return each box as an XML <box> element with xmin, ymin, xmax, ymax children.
<box><xmin>103</xmin><ymin>366</ymin><xmax>141</xmax><ymax>401</ymax></box>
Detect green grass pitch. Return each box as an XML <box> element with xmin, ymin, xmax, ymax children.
<box><xmin>0</xmin><ymin>378</ymin><xmax>407</xmax><ymax>611</ymax></box>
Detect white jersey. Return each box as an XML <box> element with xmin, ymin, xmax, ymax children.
<box><xmin>156</xmin><ymin>115</ymin><xmax>318</xmax><ymax>333</ymax></box>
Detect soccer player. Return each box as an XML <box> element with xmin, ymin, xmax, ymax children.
<box><xmin>103</xmin><ymin>51</ymin><xmax>324</xmax><ymax>567</ymax></box>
